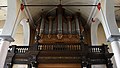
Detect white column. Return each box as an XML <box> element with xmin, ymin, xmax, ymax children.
<box><xmin>0</xmin><ymin>40</ymin><xmax>10</xmax><ymax>68</ymax></box>
<box><xmin>109</xmin><ymin>44</ymin><xmax>117</xmax><ymax>68</ymax></box>
<box><xmin>1</xmin><ymin>0</ymin><xmax>17</xmax><ymax>36</ymax></box>
<box><xmin>0</xmin><ymin>0</ymin><xmax>18</xmax><ymax>67</ymax></box>
<box><xmin>111</xmin><ymin>41</ymin><xmax>120</xmax><ymax>68</ymax></box>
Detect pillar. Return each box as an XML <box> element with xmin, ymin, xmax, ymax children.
<box><xmin>95</xmin><ymin>0</ymin><xmax>120</xmax><ymax>67</ymax></box>
<box><xmin>111</xmin><ymin>41</ymin><xmax>120</xmax><ymax>68</ymax></box>
<box><xmin>0</xmin><ymin>41</ymin><xmax>10</xmax><ymax>68</ymax></box>
<box><xmin>0</xmin><ymin>0</ymin><xmax>21</xmax><ymax>67</ymax></box>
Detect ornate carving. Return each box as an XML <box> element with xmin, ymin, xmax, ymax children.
<box><xmin>57</xmin><ymin>34</ymin><xmax>63</xmax><ymax>39</ymax></box>
<box><xmin>38</xmin><ymin>34</ymin><xmax>80</xmax><ymax>44</ymax></box>
<box><xmin>47</xmin><ymin>34</ymin><xmax>51</xmax><ymax>39</ymax></box>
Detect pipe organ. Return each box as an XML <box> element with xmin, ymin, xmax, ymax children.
<box><xmin>5</xmin><ymin>4</ymin><xmax>114</xmax><ymax>68</ymax></box>
<box><xmin>37</xmin><ymin>5</ymin><xmax>84</xmax><ymax>44</ymax></box>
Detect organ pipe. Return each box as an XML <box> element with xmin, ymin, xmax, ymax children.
<box><xmin>48</xmin><ymin>16</ymin><xmax>53</xmax><ymax>34</ymax></box>
<box><xmin>57</xmin><ymin>5</ymin><xmax>63</xmax><ymax>34</ymax></box>
<box><xmin>39</xmin><ymin>15</ymin><xmax>45</xmax><ymax>35</ymax></box>
<box><xmin>75</xmin><ymin>15</ymin><xmax>80</xmax><ymax>35</ymax></box>
<box><xmin>67</xmin><ymin>16</ymin><xmax>72</xmax><ymax>34</ymax></box>
<box><xmin>38</xmin><ymin>6</ymin><xmax>83</xmax><ymax>36</ymax></box>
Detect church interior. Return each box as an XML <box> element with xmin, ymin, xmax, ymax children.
<box><xmin>0</xmin><ymin>0</ymin><xmax>120</xmax><ymax>68</ymax></box>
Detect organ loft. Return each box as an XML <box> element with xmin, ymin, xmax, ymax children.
<box><xmin>4</xmin><ymin>4</ymin><xmax>114</xmax><ymax>68</ymax></box>
<box><xmin>1</xmin><ymin>0</ymin><xmax>120</xmax><ymax>68</ymax></box>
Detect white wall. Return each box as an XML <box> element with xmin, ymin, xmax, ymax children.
<box><xmin>97</xmin><ymin>24</ymin><xmax>107</xmax><ymax>44</ymax></box>
<box><xmin>13</xmin><ymin>64</ymin><xmax>28</xmax><ymax>68</ymax></box>
<box><xmin>11</xmin><ymin>24</ymin><xmax>24</xmax><ymax>46</ymax></box>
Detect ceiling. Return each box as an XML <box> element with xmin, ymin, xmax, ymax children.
<box><xmin>24</xmin><ymin>0</ymin><xmax>120</xmax><ymax>23</ymax></box>
<box><xmin>0</xmin><ymin>0</ymin><xmax>120</xmax><ymax>22</ymax></box>
<box><xmin>25</xmin><ymin>0</ymin><xmax>96</xmax><ymax>22</ymax></box>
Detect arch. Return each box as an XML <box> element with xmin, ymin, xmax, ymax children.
<box><xmin>91</xmin><ymin>18</ymin><xmax>113</xmax><ymax>68</ymax></box>
<box><xmin>91</xmin><ymin>17</ymin><xmax>117</xmax><ymax>68</ymax></box>
<box><xmin>11</xmin><ymin>19</ymin><xmax>30</xmax><ymax>46</ymax></box>
<box><xmin>91</xmin><ymin>17</ymin><xmax>109</xmax><ymax>44</ymax></box>
<box><xmin>91</xmin><ymin>18</ymin><xmax>100</xmax><ymax>45</ymax></box>
<box><xmin>20</xmin><ymin>19</ymin><xmax>30</xmax><ymax>46</ymax></box>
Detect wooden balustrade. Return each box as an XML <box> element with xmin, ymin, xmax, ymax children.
<box><xmin>6</xmin><ymin>44</ymin><xmax>113</xmax><ymax>68</ymax></box>
<box><xmin>8</xmin><ymin>44</ymin><xmax>110</xmax><ymax>54</ymax></box>
<box><xmin>38</xmin><ymin>44</ymin><xmax>81</xmax><ymax>51</ymax></box>
<box><xmin>88</xmin><ymin>46</ymin><xmax>103</xmax><ymax>53</ymax></box>
<box><xmin>9</xmin><ymin>46</ymin><xmax>29</xmax><ymax>54</ymax></box>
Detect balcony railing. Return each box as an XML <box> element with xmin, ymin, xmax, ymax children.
<box><xmin>88</xmin><ymin>46</ymin><xmax>104</xmax><ymax>53</ymax></box>
<box><xmin>38</xmin><ymin>44</ymin><xmax>81</xmax><ymax>51</ymax></box>
<box><xmin>8</xmin><ymin>44</ymin><xmax>109</xmax><ymax>54</ymax></box>
<box><xmin>6</xmin><ymin>44</ymin><xmax>113</xmax><ymax>68</ymax></box>
<box><xmin>9</xmin><ymin>46</ymin><xmax>29</xmax><ymax>54</ymax></box>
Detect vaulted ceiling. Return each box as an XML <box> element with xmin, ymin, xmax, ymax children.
<box><xmin>24</xmin><ymin>0</ymin><xmax>96</xmax><ymax>22</ymax></box>
<box><xmin>0</xmin><ymin>0</ymin><xmax>120</xmax><ymax>22</ymax></box>
<box><xmin>23</xmin><ymin>0</ymin><xmax>120</xmax><ymax>24</ymax></box>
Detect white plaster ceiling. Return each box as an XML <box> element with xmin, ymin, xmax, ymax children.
<box><xmin>24</xmin><ymin>0</ymin><xmax>120</xmax><ymax>22</ymax></box>
<box><xmin>25</xmin><ymin>0</ymin><xmax>96</xmax><ymax>21</ymax></box>
<box><xmin>0</xmin><ymin>0</ymin><xmax>120</xmax><ymax>21</ymax></box>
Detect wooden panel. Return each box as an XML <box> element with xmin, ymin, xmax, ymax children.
<box><xmin>39</xmin><ymin>34</ymin><xmax>80</xmax><ymax>44</ymax></box>
<box><xmin>38</xmin><ymin>64</ymin><xmax>81</xmax><ymax>68</ymax></box>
